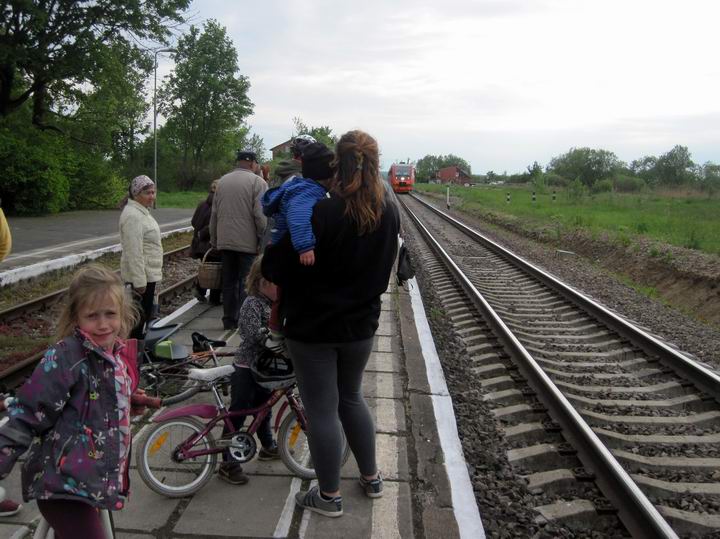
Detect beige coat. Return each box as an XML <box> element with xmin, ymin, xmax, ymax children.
<box><xmin>119</xmin><ymin>199</ymin><xmax>163</xmax><ymax>288</ymax></box>
<box><xmin>210</xmin><ymin>167</ymin><xmax>267</xmax><ymax>253</ymax></box>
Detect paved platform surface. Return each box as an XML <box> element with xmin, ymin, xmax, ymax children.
<box><xmin>0</xmin><ymin>283</ymin><xmax>481</xmax><ymax>538</ymax></box>
<box><xmin>1</xmin><ymin>208</ymin><xmax>193</xmax><ymax>271</ymax></box>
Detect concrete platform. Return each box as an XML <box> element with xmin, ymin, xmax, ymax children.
<box><xmin>0</xmin><ymin>281</ymin><xmax>483</xmax><ymax>538</ymax></box>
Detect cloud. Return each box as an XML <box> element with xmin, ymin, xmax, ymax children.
<box><xmin>186</xmin><ymin>0</ymin><xmax>720</xmax><ymax>172</ymax></box>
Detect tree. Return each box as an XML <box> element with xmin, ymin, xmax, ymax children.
<box><xmin>654</xmin><ymin>145</ymin><xmax>695</xmax><ymax>185</ymax></box>
<box><xmin>160</xmin><ymin>20</ymin><xmax>254</xmax><ymax>189</ymax></box>
<box><xmin>0</xmin><ymin>0</ymin><xmax>189</xmax><ymax>129</ymax></box>
<box><xmin>292</xmin><ymin>117</ymin><xmax>337</xmax><ymax>149</ymax></box>
<box><xmin>547</xmin><ymin>147</ymin><xmax>623</xmax><ymax>188</ymax></box>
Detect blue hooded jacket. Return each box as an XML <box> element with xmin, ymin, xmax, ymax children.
<box><xmin>262</xmin><ymin>176</ymin><xmax>328</xmax><ymax>253</ymax></box>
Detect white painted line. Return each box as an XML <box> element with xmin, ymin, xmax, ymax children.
<box><xmin>371</xmin><ymin>480</ymin><xmax>401</xmax><ymax>539</ymax></box>
<box><xmin>153</xmin><ymin>297</ymin><xmax>199</xmax><ymax>327</ymax></box>
<box><xmin>408</xmin><ymin>277</ymin><xmax>485</xmax><ymax>539</ymax></box>
<box><xmin>408</xmin><ymin>277</ymin><xmax>449</xmax><ymax>397</ymax></box>
<box><xmin>274</xmin><ymin>476</ymin><xmax>303</xmax><ymax>538</ymax></box>
<box><xmin>0</xmin><ymin>226</ymin><xmax>193</xmax><ymax>287</ymax></box>
<box><xmin>298</xmin><ymin>479</ymin><xmax>317</xmax><ymax>538</ymax></box>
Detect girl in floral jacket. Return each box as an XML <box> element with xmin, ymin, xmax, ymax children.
<box><xmin>0</xmin><ymin>264</ymin><xmax>141</xmax><ymax>538</ymax></box>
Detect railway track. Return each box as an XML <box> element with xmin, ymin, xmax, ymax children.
<box><xmin>401</xmin><ymin>193</ymin><xmax>720</xmax><ymax>538</ymax></box>
<box><xmin>0</xmin><ymin>245</ymin><xmax>198</xmax><ymax>387</ymax></box>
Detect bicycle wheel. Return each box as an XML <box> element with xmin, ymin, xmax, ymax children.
<box><xmin>278</xmin><ymin>412</ymin><xmax>351</xmax><ymax>479</ymax></box>
<box><xmin>136</xmin><ymin>416</ymin><xmax>217</xmax><ymax>498</ymax></box>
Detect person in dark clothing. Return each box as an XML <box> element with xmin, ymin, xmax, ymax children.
<box><xmin>191</xmin><ymin>180</ymin><xmax>221</xmax><ymax>305</ymax></box>
<box><xmin>262</xmin><ymin>130</ymin><xmax>400</xmax><ymax>518</ymax></box>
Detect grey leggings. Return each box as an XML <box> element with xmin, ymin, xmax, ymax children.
<box><xmin>286</xmin><ymin>337</ymin><xmax>377</xmax><ymax>493</ymax></box>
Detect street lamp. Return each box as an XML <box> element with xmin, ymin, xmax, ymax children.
<box><xmin>153</xmin><ymin>47</ymin><xmax>176</xmax><ymax>208</ymax></box>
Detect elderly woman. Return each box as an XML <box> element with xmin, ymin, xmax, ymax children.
<box><xmin>119</xmin><ymin>175</ymin><xmax>163</xmax><ymax>338</ymax></box>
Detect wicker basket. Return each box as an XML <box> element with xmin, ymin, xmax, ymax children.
<box><xmin>197</xmin><ymin>250</ymin><xmax>222</xmax><ymax>290</ymax></box>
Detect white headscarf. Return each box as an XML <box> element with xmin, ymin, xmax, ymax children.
<box><xmin>130</xmin><ymin>175</ymin><xmax>155</xmax><ymax>196</ymax></box>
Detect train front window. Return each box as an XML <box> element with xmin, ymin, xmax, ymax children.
<box><xmin>395</xmin><ymin>165</ymin><xmax>411</xmax><ymax>175</ymax></box>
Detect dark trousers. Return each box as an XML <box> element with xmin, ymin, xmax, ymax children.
<box><xmin>130</xmin><ymin>281</ymin><xmax>156</xmax><ymax>339</ymax></box>
<box><xmin>220</xmin><ymin>250</ymin><xmax>255</xmax><ymax>328</ymax></box>
<box><xmin>37</xmin><ymin>499</ymin><xmax>107</xmax><ymax>539</ymax></box>
<box><xmin>286</xmin><ymin>337</ymin><xmax>376</xmax><ymax>493</ymax></box>
<box><xmin>222</xmin><ymin>366</ymin><xmax>273</xmax><ymax>461</ymax></box>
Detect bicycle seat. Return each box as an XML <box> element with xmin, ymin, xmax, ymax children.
<box><xmin>144</xmin><ymin>323</ymin><xmax>182</xmax><ymax>351</ymax></box>
<box><xmin>191</xmin><ymin>332</ymin><xmax>227</xmax><ymax>353</ymax></box>
<box><xmin>187</xmin><ymin>364</ymin><xmax>234</xmax><ymax>383</ymax></box>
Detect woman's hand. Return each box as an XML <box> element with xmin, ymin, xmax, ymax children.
<box><xmin>135</xmin><ymin>286</ymin><xmax>146</xmax><ymax>294</ymax></box>
<box><xmin>299</xmin><ymin>250</ymin><xmax>315</xmax><ymax>266</ymax></box>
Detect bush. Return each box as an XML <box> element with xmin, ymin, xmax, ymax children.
<box><xmin>67</xmin><ymin>154</ymin><xmax>127</xmax><ymax>210</ymax></box>
<box><xmin>592</xmin><ymin>178</ymin><xmax>614</xmax><ymax>193</ymax></box>
<box><xmin>0</xmin><ymin>124</ymin><xmax>73</xmax><ymax>214</ymax></box>
<box><xmin>543</xmin><ymin>172</ymin><xmax>569</xmax><ymax>187</ymax></box>
<box><xmin>567</xmin><ymin>178</ymin><xmax>588</xmax><ymax>200</ymax></box>
<box><xmin>614</xmin><ymin>174</ymin><xmax>645</xmax><ymax>193</ymax></box>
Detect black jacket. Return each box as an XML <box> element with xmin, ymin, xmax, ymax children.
<box><xmin>190</xmin><ymin>193</ymin><xmax>214</xmax><ymax>259</ymax></box>
<box><xmin>262</xmin><ymin>193</ymin><xmax>400</xmax><ymax>343</ymax></box>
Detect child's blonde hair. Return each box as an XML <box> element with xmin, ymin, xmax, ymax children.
<box><xmin>56</xmin><ymin>264</ymin><xmax>138</xmax><ymax>339</ymax></box>
<box><xmin>244</xmin><ymin>255</ymin><xmax>267</xmax><ymax>297</ymax></box>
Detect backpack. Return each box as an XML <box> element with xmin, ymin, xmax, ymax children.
<box><xmin>396</xmin><ymin>238</ymin><xmax>415</xmax><ymax>286</ymax></box>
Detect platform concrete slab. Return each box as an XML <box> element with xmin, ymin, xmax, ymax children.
<box><xmin>374</xmin><ymin>336</ymin><xmax>393</xmax><ymax>353</ymax></box>
<box><xmin>174</xmin><ymin>474</ymin><xmax>292</xmax><ymax>537</ymax></box>
<box><xmin>362</xmin><ymin>371</ymin><xmax>401</xmax><ymax>399</ymax></box>
<box><xmin>376</xmin><ymin>318</ymin><xmax>398</xmax><ymax>337</ymax></box>
<box><xmin>301</xmin><ymin>479</ymin><xmax>413</xmax><ymax>538</ymax></box>
<box><xmin>367</xmin><ymin>351</ymin><xmax>401</xmax><ymax>373</ymax></box>
<box><xmin>114</xmin><ymin>471</ymin><xmax>180</xmax><ymax>532</ymax></box>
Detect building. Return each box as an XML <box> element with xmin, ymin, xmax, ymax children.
<box><xmin>270</xmin><ymin>139</ymin><xmax>292</xmax><ymax>159</ymax></box>
<box><xmin>436</xmin><ymin>165</ymin><xmax>472</xmax><ymax>185</ymax></box>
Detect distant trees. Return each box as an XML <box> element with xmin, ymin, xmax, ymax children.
<box><xmin>416</xmin><ymin>154</ymin><xmax>472</xmax><ymax>182</ymax></box>
<box><xmin>547</xmin><ymin>148</ymin><xmax>623</xmax><ymax>188</ymax></box>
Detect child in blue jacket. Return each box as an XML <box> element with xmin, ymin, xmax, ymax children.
<box><xmin>261</xmin><ymin>142</ymin><xmax>334</xmax><ymax>350</ymax></box>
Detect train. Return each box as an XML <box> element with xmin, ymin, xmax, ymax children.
<box><xmin>388</xmin><ymin>162</ymin><xmax>415</xmax><ymax>193</ymax></box>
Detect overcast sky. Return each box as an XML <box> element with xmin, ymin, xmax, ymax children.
<box><xmin>164</xmin><ymin>0</ymin><xmax>720</xmax><ymax>173</ymax></box>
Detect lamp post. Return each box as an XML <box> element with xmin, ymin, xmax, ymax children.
<box><xmin>153</xmin><ymin>47</ymin><xmax>176</xmax><ymax>208</ymax></box>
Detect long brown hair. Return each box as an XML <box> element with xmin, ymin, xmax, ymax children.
<box><xmin>56</xmin><ymin>264</ymin><xmax>138</xmax><ymax>340</ymax></box>
<box><xmin>329</xmin><ymin>130</ymin><xmax>385</xmax><ymax>235</ymax></box>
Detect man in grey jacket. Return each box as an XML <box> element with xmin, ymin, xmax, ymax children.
<box><xmin>210</xmin><ymin>149</ymin><xmax>268</xmax><ymax>330</ymax></box>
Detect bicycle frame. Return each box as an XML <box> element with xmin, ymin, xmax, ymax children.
<box><xmin>152</xmin><ymin>383</ymin><xmax>307</xmax><ymax>462</ymax></box>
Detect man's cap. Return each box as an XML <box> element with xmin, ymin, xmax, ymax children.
<box><xmin>236</xmin><ymin>148</ymin><xmax>257</xmax><ymax>162</ymax></box>
<box><xmin>301</xmin><ymin>142</ymin><xmax>334</xmax><ymax>181</ymax></box>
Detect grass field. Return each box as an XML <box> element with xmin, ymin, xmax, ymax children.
<box><xmin>416</xmin><ymin>184</ymin><xmax>720</xmax><ymax>255</ymax></box>
<box><xmin>158</xmin><ymin>191</ymin><xmax>209</xmax><ymax>209</ymax></box>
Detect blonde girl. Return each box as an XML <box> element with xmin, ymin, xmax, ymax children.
<box><xmin>0</xmin><ymin>264</ymin><xmax>142</xmax><ymax>539</ymax></box>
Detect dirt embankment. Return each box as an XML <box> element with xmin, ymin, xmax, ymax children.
<box><xmin>422</xmin><ymin>192</ymin><xmax>720</xmax><ymax>328</ymax></box>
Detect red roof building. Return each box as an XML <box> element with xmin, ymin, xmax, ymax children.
<box><xmin>270</xmin><ymin>139</ymin><xmax>293</xmax><ymax>159</ymax></box>
<box><xmin>436</xmin><ymin>165</ymin><xmax>472</xmax><ymax>185</ymax></box>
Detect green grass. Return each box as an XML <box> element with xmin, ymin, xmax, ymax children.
<box><xmin>417</xmin><ymin>184</ymin><xmax>720</xmax><ymax>255</ymax></box>
<box><xmin>157</xmin><ymin>191</ymin><xmax>208</xmax><ymax>209</ymax></box>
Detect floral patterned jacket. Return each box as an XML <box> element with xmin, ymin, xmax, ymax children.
<box><xmin>0</xmin><ymin>331</ymin><xmax>139</xmax><ymax>510</ymax></box>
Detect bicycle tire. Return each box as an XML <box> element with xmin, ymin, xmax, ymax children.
<box><xmin>136</xmin><ymin>416</ymin><xmax>217</xmax><ymax>498</ymax></box>
<box><xmin>278</xmin><ymin>412</ymin><xmax>351</xmax><ymax>479</ymax></box>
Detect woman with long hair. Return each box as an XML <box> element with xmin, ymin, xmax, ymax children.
<box><xmin>262</xmin><ymin>130</ymin><xmax>400</xmax><ymax>517</ymax></box>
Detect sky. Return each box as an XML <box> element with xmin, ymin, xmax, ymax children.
<box><xmin>157</xmin><ymin>0</ymin><xmax>720</xmax><ymax>174</ymax></box>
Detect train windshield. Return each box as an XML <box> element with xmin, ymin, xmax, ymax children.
<box><xmin>394</xmin><ymin>165</ymin><xmax>412</xmax><ymax>176</ymax></box>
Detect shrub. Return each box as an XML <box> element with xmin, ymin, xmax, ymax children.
<box><xmin>592</xmin><ymin>178</ymin><xmax>614</xmax><ymax>193</ymax></box>
<box><xmin>567</xmin><ymin>178</ymin><xmax>587</xmax><ymax>201</ymax></box>
<box><xmin>0</xmin><ymin>124</ymin><xmax>73</xmax><ymax>214</ymax></box>
<box><xmin>68</xmin><ymin>154</ymin><xmax>127</xmax><ymax>210</ymax></box>
<box><xmin>614</xmin><ymin>174</ymin><xmax>645</xmax><ymax>193</ymax></box>
<box><xmin>543</xmin><ymin>172</ymin><xmax>569</xmax><ymax>187</ymax></box>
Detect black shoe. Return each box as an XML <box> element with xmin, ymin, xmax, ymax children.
<box><xmin>218</xmin><ymin>462</ymin><xmax>248</xmax><ymax>485</ymax></box>
<box><xmin>257</xmin><ymin>443</ymin><xmax>280</xmax><ymax>461</ymax></box>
